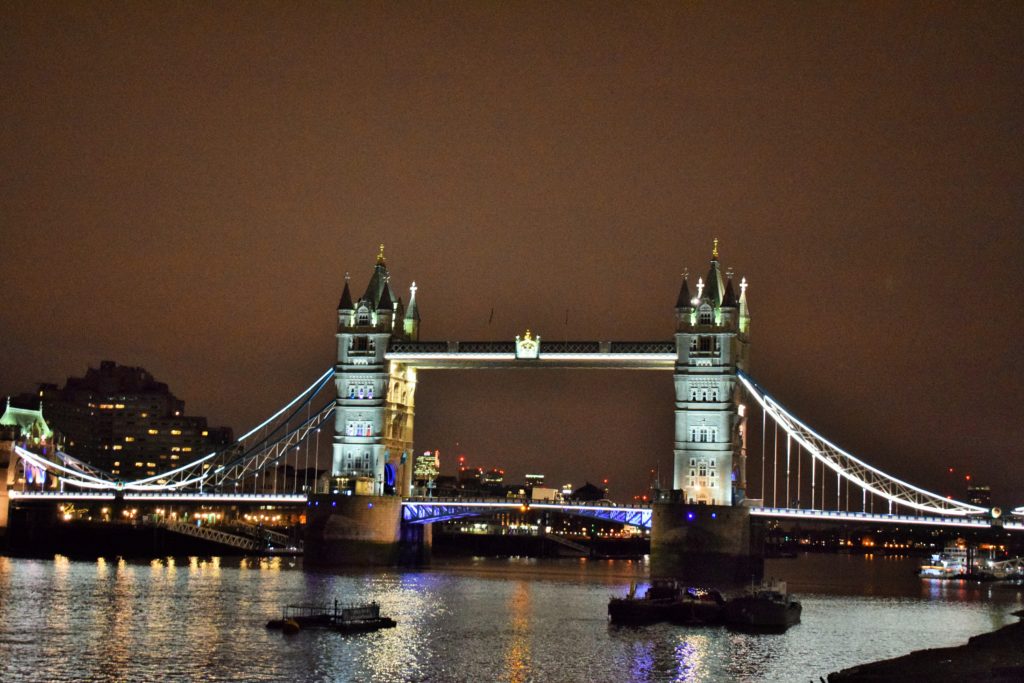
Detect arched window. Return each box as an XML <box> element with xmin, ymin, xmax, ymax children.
<box><xmin>698</xmin><ymin>306</ymin><xmax>713</xmax><ymax>325</ymax></box>
<box><xmin>356</xmin><ymin>308</ymin><xmax>370</xmax><ymax>325</ymax></box>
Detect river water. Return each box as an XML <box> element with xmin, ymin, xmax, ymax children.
<box><xmin>0</xmin><ymin>552</ymin><xmax>1020</xmax><ymax>682</ymax></box>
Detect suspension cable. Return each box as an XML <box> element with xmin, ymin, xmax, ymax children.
<box><xmin>772</xmin><ymin>419</ymin><xmax>779</xmax><ymax>508</ymax></box>
<box><xmin>760</xmin><ymin>406</ymin><xmax>766</xmax><ymax>502</ymax></box>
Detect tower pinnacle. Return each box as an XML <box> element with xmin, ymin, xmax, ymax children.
<box><xmin>712</xmin><ymin>237</ymin><xmax>719</xmax><ymax>259</ymax></box>
<box><xmin>377</xmin><ymin>243</ymin><xmax>386</xmax><ymax>264</ymax></box>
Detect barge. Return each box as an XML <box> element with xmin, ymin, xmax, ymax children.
<box><xmin>267</xmin><ymin>600</ymin><xmax>397</xmax><ymax>634</ymax></box>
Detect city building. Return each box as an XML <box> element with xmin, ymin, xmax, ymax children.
<box><xmin>12</xmin><ymin>360</ymin><xmax>232</xmax><ymax>477</ymax></box>
<box><xmin>481</xmin><ymin>468</ymin><xmax>505</xmax><ymax>487</ymax></box>
<box><xmin>967</xmin><ymin>485</ymin><xmax>992</xmax><ymax>509</ymax></box>
<box><xmin>524</xmin><ymin>473</ymin><xmax>545</xmax><ymax>488</ymax></box>
<box><xmin>413</xmin><ymin>449</ymin><xmax>440</xmax><ymax>495</ymax></box>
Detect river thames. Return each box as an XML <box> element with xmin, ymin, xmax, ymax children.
<box><xmin>0</xmin><ymin>553</ymin><xmax>1020</xmax><ymax>682</ymax></box>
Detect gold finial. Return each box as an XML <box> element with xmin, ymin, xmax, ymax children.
<box><xmin>377</xmin><ymin>243</ymin><xmax>386</xmax><ymax>264</ymax></box>
<box><xmin>523</xmin><ymin>329</ymin><xmax>533</xmax><ymax>340</ymax></box>
<box><xmin>712</xmin><ymin>238</ymin><xmax>719</xmax><ymax>259</ymax></box>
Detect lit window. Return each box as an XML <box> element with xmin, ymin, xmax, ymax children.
<box><xmin>146</xmin><ymin>462</ymin><xmax>156</xmax><ymax>467</ymax></box>
<box><xmin>148</xmin><ymin>429</ymin><xmax>158</xmax><ymax>435</ymax></box>
<box><xmin>113</xmin><ymin>461</ymin><xmax>120</xmax><ymax>467</ymax></box>
<box><xmin>135</xmin><ymin>462</ymin><xmax>144</xmax><ymax>467</ymax></box>
<box><xmin>140</xmin><ymin>412</ymin><xmax>148</xmax><ymax>418</ymax></box>
<box><xmin>115</xmin><ymin>404</ymin><xmax>125</xmax><ymax>409</ymax></box>
<box><xmin>112</xmin><ymin>445</ymin><xmax>122</xmax><ymax>451</ymax></box>
<box><xmin>124</xmin><ymin>436</ymin><xmax>135</xmax><ymax>442</ymax></box>
<box><xmin>170</xmin><ymin>455</ymin><xmax>180</xmax><ymax>460</ymax></box>
<box><xmin>182</xmin><ymin>447</ymin><xmax>192</xmax><ymax>452</ymax></box>
<box><xmin>201</xmin><ymin>430</ymin><xmax>208</xmax><ymax>437</ymax></box>
<box><xmin>170</xmin><ymin>429</ymin><xmax>182</xmax><ymax>436</ymax></box>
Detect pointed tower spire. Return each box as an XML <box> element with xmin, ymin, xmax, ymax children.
<box><xmin>362</xmin><ymin>244</ymin><xmax>389</xmax><ymax>307</ymax></box>
<box><xmin>704</xmin><ymin>238</ymin><xmax>724</xmax><ymax>305</ymax></box>
<box><xmin>378</xmin><ymin>279</ymin><xmax>394</xmax><ymax>309</ymax></box>
<box><xmin>405</xmin><ymin>282</ymin><xmax>420</xmax><ymax>322</ymax></box>
<box><xmin>722</xmin><ymin>268</ymin><xmax>738</xmax><ymax>307</ymax></box>
<box><xmin>338</xmin><ymin>272</ymin><xmax>354</xmax><ymax>310</ymax></box>
<box><xmin>404</xmin><ymin>281</ymin><xmax>420</xmax><ymax>340</ymax></box>
<box><xmin>675</xmin><ymin>270</ymin><xmax>692</xmax><ymax>309</ymax></box>
<box><xmin>739</xmin><ymin>276</ymin><xmax>751</xmax><ymax>333</ymax></box>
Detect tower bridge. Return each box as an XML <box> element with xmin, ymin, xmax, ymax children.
<box><xmin>2</xmin><ymin>242</ymin><xmax>1016</xmax><ymax>579</ymax></box>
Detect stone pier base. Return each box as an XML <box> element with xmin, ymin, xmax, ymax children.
<box><xmin>304</xmin><ymin>494</ymin><xmax>430</xmax><ymax>566</ymax></box>
<box><xmin>650</xmin><ymin>503</ymin><xmax>764</xmax><ymax>586</ymax></box>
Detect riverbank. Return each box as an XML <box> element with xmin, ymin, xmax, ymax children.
<box><xmin>829</xmin><ymin>612</ymin><xmax>1024</xmax><ymax>681</ymax></box>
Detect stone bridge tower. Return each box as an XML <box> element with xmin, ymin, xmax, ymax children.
<box><xmin>672</xmin><ymin>239</ymin><xmax>751</xmax><ymax>505</ymax></box>
<box><xmin>333</xmin><ymin>245</ymin><xmax>419</xmax><ymax>497</ymax></box>
<box><xmin>653</xmin><ymin>240</ymin><xmax>760</xmax><ymax>584</ymax></box>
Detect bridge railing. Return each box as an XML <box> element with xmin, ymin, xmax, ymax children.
<box><xmin>751</xmin><ymin>506</ymin><xmax>993</xmax><ymax>528</ymax></box>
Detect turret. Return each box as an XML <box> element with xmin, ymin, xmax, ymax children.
<box><xmin>404</xmin><ymin>282</ymin><xmax>421</xmax><ymax>341</ymax></box>
<box><xmin>739</xmin><ymin>277</ymin><xmax>751</xmax><ymax>335</ymax></box>
<box><xmin>377</xmin><ymin>280</ymin><xmax>394</xmax><ymax>330</ymax></box>
<box><xmin>338</xmin><ymin>274</ymin><xmax>354</xmax><ymax>327</ymax></box>
<box><xmin>675</xmin><ymin>270</ymin><xmax>693</xmax><ymax>330</ymax></box>
<box><xmin>703</xmin><ymin>238</ymin><xmax>725</xmax><ymax>307</ymax></box>
<box><xmin>720</xmin><ymin>269</ymin><xmax>738</xmax><ymax>326</ymax></box>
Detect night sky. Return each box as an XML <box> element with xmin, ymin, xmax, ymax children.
<box><xmin>1</xmin><ymin>4</ymin><xmax>1021</xmax><ymax>503</ymax></box>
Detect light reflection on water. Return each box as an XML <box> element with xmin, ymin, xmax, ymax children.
<box><xmin>0</xmin><ymin>553</ymin><xmax>1020</xmax><ymax>682</ymax></box>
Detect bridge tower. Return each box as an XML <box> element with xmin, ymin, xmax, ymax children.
<box><xmin>307</xmin><ymin>245</ymin><xmax>426</xmax><ymax>566</ymax></box>
<box><xmin>332</xmin><ymin>244</ymin><xmax>418</xmax><ymax>497</ymax></box>
<box><xmin>672</xmin><ymin>239</ymin><xmax>751</xmax><ymax>504</ymax></box>
<box><xmin>652</xmin><ymin>240</ymin><xmax>760</xmax><ymax>584</ymax></box>
<box><xmin>0</xmin><ymin>400</ymin><xmax>54</xmax><ymax>543</ymax></box>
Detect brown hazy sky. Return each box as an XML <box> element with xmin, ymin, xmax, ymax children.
<box><xmin>1</xmin><ymin>3</ymin><xmax>1022</xmax><ymax>503</ymax></box>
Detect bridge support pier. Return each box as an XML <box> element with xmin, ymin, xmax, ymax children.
<box><xmin>304</xmin><ymin>494</ymin><xmax>429</xmax><ymax>566</ymax></box>
<box><xmin>650</xmin><ymin>502</ymin><xmax>763</xmax><ymax>586</ymax></box>
<box><xmin>0</xmin><ymin>440</ymin><xmax>14</xmax><ymax>547</ymax></box>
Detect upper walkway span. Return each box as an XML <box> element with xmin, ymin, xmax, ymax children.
<box><xmin>385</xmin><ymin>340</ymin><xmax>677</xmax><ymax>369</ymax></box>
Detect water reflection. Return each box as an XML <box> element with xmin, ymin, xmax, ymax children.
<box><xmin>503</xmin><ymin>581</ymin><xmax>532</xmax><ymax>683</ymax></box>
<box><xmin>0</xmin><ymin>554</ymin><xmax>1019</xmax><ymax>682</ymax></box>
<box><xmin>674</xmin><ymin>634</ymin><xmax>710</xmax><ymax>681</ymax></box>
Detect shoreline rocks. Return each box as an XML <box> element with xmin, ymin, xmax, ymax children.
<box><xmin>828</xmin><ymin>612</ymin><xmax>1024</xmax><ymax>682</ymax></box>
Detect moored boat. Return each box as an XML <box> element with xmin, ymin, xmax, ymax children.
<box><xmin>608</xmin><ymin>579</ymin><xmax>726</xmax><ymax>626</ymax></box>
<box><xmin>267</xmin><ymin>600</ymin><xmax>396</xmax><ymax>633</ymax></box>
<box><xmin>723</xmin><ymin>580</ymin><xmax>801</xmax><ymax>632</ymax></box>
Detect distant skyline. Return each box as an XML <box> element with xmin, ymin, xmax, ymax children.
<box><xmin>1</xmin><ymin>3</ymin><xmax>1021</xmax><ymax>502</ymax></box>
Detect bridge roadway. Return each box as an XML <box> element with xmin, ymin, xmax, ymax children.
<box><xmin>10</xmin><ymin>491</ymin><xmax>1019</xmax><ymax>531</ymax></box>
